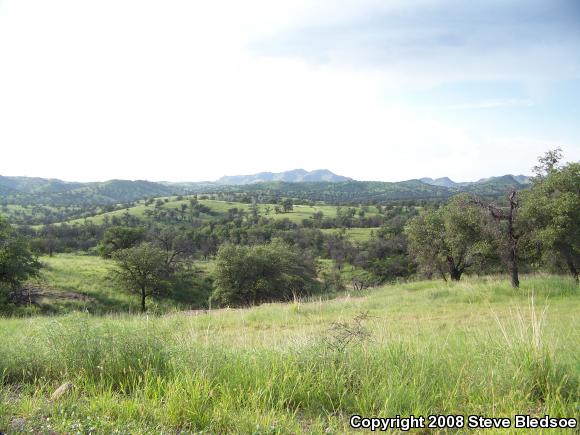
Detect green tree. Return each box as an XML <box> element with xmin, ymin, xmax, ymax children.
<box><xmin>532</xmin><ymin>147</ymin><xmax>563</xmax><ymax>177</ymax></box>
<box><xmin>0</xmin><ymin>216</ymin><xmax>41</xmax><ymax>292</ymax></box>
<box><xmin>212</xmin><ymin>240</ymin><xmax>318</xmax><ymax>306</ymax></box>
<box><xmin>112</xmin><ymin>242</ymin><xmax>169</xmax><ymax>312</ymax></box>
<box><xmin>405</xmin><ymin>195</ymin><xmax>492</xmax><ymax>281</ymax></box>
<box><xmin>98</xmin><ymin>226</ymin><xmax>146</xmax><ymax>258</ymax></box>
<box><xmin>521</xmin><ymin>151</ymin><xmax>580</xmax><ymax>284</ymax></box>
<box><xmin>281</xmin><ymin>198</ymin><xmax>294</xmax><ymax>213</ymax></box>
<box><xmin>249</xmin><ymin>200</ymin><xmax>260</xmax><ymax>224</ymax></box>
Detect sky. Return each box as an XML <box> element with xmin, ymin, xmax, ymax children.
<box><xmin>0</xmin><ymin>0</ymin><xmax>579</xmax><ymax>183</ymax></box>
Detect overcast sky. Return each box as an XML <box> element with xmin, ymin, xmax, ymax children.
<box><xmin>0</xmin><ymin>0</ymin><xmax>579</xmax><ymax>182</ymax></box>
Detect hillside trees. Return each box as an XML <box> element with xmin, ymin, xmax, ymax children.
<box><xmin>355</xmin><ymin>227</ymin><xmax>413</xmax><ymax>282</ymax></box>
<box><xmin>98</xmin><ymin>226</ymin><xmax>146</xmax><ymax>258</ymax></box>
<box><xmin>0</xmin><ymin>216</ymin><xmax>41</xmax><ymax>292</ymax></box>
<box><xmin>28</xmin><ymin>221</ymin><xmax>103</xmax><ymax>254</ymax></box>
<box><xmin>324</xmin><ymin>231</ymin><xmax>356</xmax><ymax>270</ymax></box>
<box><xmin>212</xmin><ymin>240</ymin><xmax>319</xmax><ymax>306</ymax></box>
<box><xmin>405</xmin><ymin>194</ymin><xmax>493</xmax><ymax>281</ymax></box>
<box><xmin>521</xmin><ymin>151</ymin><xmax>580</xmax><ymax>284</ymax></box>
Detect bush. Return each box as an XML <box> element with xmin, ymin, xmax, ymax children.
<box><xmin>211</xmin><ymin>239</ymin><xmax>319</xmax><ymax>306</ymax></box>
<box><xmin>98</xmin><ymin>226</ymin><xmax>146</xmax><ymax>258</ymax></box>
<box><xmin>0</xmin><ymin>216</ymin><xmax>41</xmax><ymax>292</ymax></box>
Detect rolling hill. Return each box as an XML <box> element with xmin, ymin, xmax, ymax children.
<box><xmin>421</xmin><ymin>174</ymin><xmax>530</xmax><ymax>189</ymax></box>
<box><xmin>0</xmin><ymin>171</ymin><xmax>532</xmax><ymax>211</ymax></box>
<box><xmin>214</xmin><ymin>179</ymin><xmax>453</xmax><ymax>203</ymax></box>
<box><xmin>62</xmin><ymin>198</ymin><xmax>383</xmax><ymax>227</ymax></box>
<box><xmin>0</xmin><ymin>178</ymin><xmax>180</xmax><ymax>206</ymax></box>
<box><xmin>0</xmin><ymin>176</ymin><xmax>84</xmax><ymax>194</ymax></box>
<box><xmin>419</xmin><ymin>177</ymin><xmax>457</xmax><ymax>188</ymax></box>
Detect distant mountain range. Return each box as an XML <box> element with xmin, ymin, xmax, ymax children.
<box><xmin>0</xmin><ymin>176</ymin><xmax>177</xmax><ymax>205</ymax></box>
<box><xmin>420</xmin><ymin>174</ymin><xmax>530</xmax><ymax>188</ymax></box>
<box><xmin>215</xmin><ymin>169</ymin><xmax>351</xmax><ymax>185</ymax></box>
<box><xmin>0</xmin><ymin>170</ymin><xmax>531</xmax><ymax>207</ymax></box>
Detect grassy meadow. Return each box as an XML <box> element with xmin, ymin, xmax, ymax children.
<box><xmin>7</xmin><ymin>254</ymin><xmax>375</xmax><ymax>317</ymax></box>
<box><xmin>321</xmin><ymin>227</ymin><xmax>378</xmax><ymax>242</ymax></box>
<box><xmin>63</xmin><ymin>198</ymin><xmax>382</xmax><ymax>226</ymax></box>
<box><xmin>1</xmin><ymin>275</ymin><xmax>578</xmax><ymax>433</ymax></box>
<box><xmin>6</xmin><ymin>254</ymin><xmax>211</xmax><ymax>316</ymax></box>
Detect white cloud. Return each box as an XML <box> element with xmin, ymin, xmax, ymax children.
<box><xmin>256</xmin><ymin>0</ymin><xmax>580</xmax><ymax>89</ymax></box>
<box><xmin>0</xmin><ymin>0</ymin><xmax>578</xmax><ymax>182</ymax></box>
<box><xmin>441</xmin><ymin>99</ymin><xmax>534</xmax><ymax>111</ymax></box>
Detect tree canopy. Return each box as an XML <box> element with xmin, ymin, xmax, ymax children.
<box><xmin>212</xmin><ymin>239</ymin><xmax>319</xmax><ymax>306</ymax></box>
<box><xmin>112</xmin><ymin>242</ymin><xmax>169</xmax><ymax>312</ymax></box>
<box><xmin>521</xmin><ymin>154</ymin><xmax>580</xmax><ymax>283</ymax></box>
<box><xmin>405</xmin><ymin>194</ymin><xmax>493</xmax><ymax>281</ymax></box>
<box><xmin>0</xmin><ymin>216</ymin><xmax>41</xmax><ymax>291</ymax></box>
<box><xmin>98</xmin><ymin>226</ymin><xmax>146</xmax><ymax>258</ymax></box>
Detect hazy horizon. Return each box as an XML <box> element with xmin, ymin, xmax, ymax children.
<box><xmin>1</xmin><ymin>0</ymin><xmax>579</xmax><ymax>182</ymax></box>
<box><xmin>0</xmin><ymin>167</ymin><xmax>535</xmax><ymax>185</ymax></box>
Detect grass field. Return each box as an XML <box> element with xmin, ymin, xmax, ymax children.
<box><xmin>321</xmin><ymin>227</ymin><xmax>378</xmax><ymax>242</ymax></box>
<box><xmin>8</xmin><ymin>254</ymin><xmax>211</xmax><ymax>315</ymax></box>
<box><xmin>62</xmin><ymin>199</ymin><xmax>381</xmax><ymax>226</ymax></box>
<box><xmin>7</xmin><ymin>254</ymin><xmax>372</xmax><ymax>316</ymax></box>
<box><xmin>1</xmin><ymin>276</ymin><xmax>578</xmax><ymax>433</ymax></box>
<box><xmin>12</xmin><ymin>255</ymin><xmax>361</xmax><ymax>316</ymax></box>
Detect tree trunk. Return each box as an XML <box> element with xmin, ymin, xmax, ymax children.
<box><xmin>447</xmin><ymin>257</ymin><xmax>462</xmax><ymax>281</ymax></box>
<box><xmin>480</xmin><ymin>190</ymin><xmax>521</xmax><ymax>288</ymax></box>
<box><xmin>141</xmin><ymin>288</ymin><xmax>146</xmax><ymax>312</ymax></box>
<box><xmin>509</xmin><ymin>247</ymin><xmax>519</xmax><ymax>288</ymax></box>
<box><xmin>563</xmin><ymin>250</ymin><xmax>579</xmax><ymax>285</ymax></box>
<box><xmin>450</xmin><ymin>268</ymin><xmax>462</xmax><ymax>281</ymax></box>
<box><xmin>507</xmin><ymin>192</ymin><xmax>520</xmax><ymax>289</ymax></box>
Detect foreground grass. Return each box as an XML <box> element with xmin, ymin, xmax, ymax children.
<box><xmin>1</xmin><ymin>276</ymin><xmax>578</xmax><ymax>433</ymax></box>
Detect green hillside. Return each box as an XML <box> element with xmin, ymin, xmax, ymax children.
<box><xmin>1</xmin><ymin>175</ymin><xmax>531</xmax><ymax>212</ymax></box>
<box><xmin>462</xmin><ymin>175</ymin><xmax>527</xmax><ymax>196</ymax></box>
<box><xmin>213</xmin><ymin>180</ymin><xmax>453</xmax><ymax>203</ymax></box>
<box><xmin>0</xmin><ymin>178</ymin><xmax>180</xmax><ymax>206</ymax></box>
<box><xmin>64</xmin><ymin>199</ymin><xmax>381</xmax><ymax>226</ymax></box>
<box><xmin>0</xmin><ymin>176</ymin><xmax>84</xmax><ymax>194</ymax></box>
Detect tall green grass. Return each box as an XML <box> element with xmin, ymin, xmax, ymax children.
<box><xmin>1</xmin><ymin>276</ymin><xmax>578</xmax><ymax>433</ymax></box>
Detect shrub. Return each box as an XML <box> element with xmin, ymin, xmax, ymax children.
<box><xmin>98</xmin><ymin>226</ymin><xmax>146</xmax><ymax>258</ymax></box>
<box><xmin>0</xmin><ymin>216</ymin><xmax>41</xmax><ymax>293</ymax></box>
<box><xmin>211</xmin><ymin>239</ymin><xmax>319</xmax><ymax>306</ymax></box>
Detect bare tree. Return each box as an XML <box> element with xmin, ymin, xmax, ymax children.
<box><xmin>474</xmin><ymin>191</ymin><xmax>521</xmax><ymax>288</ymax></box>
<box><xmin>148</xmin><ymin>226</ymin><xmax>193</xmax><ymax>273</ymax></box>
